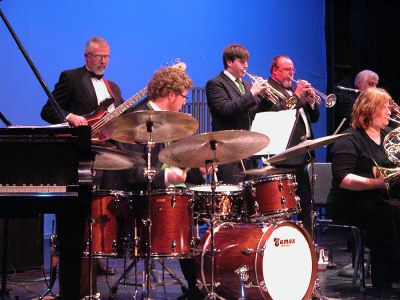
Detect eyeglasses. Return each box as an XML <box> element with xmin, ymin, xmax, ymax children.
<box><xmin>87</xmin><ymin>54</ymin><xmax>110</xmax><ymax>61</ymax></box>
<box><xmin>277</xmin><ymin>67</ymin><xmax>296</xmax><ymax>72</ymax></box>
<box><xmin>179</xmin><ymin>94</ymin><xmax>189</xmax><ymax>100</ymax></box>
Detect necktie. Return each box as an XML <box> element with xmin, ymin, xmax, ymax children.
<box><xmin>236</xmin><ymin>79</ymin><xmax>245</xmax><ymax>94</ymax></box>
<box><xmin>89</xmin><ymin>70</ymin><xmax>103</xmax><ymax>80</ymax></box>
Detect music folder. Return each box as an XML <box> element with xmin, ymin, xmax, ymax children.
<box><xmin>251</xmin><ymin>110</ymin><xmax>297</xmax><ymax>156</ymax></box>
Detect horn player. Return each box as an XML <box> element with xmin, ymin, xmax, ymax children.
<box><xmin>327</xmin><ymin>88</ymin><xmax>400</xmax><ymax>296</ymax></box>
<box><xmin>265</xmin><ymin>55</ymin><xmax>320</xmax><ymax>234</ymax></box>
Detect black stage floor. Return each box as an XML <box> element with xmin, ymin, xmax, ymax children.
<box><xmin>2</xmin><ymin>225</ymin><xmax>400</xmax><ymax>300</ymax></box>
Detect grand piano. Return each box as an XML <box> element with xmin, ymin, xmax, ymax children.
<box><xmin>0</xmin><ymin>126</ymin><xmax>93</xmax><ymax>216</ymax></box>
<box><xmin>0</xmin><ymin>125</ymin><xmax>93</xmax><ymax>299</ymax></box>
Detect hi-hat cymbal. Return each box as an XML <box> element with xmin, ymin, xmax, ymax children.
<box><xmin>267</xmin><ymin>133</ymin><xmax>349</xmax><ymax>164</ymax></box>
<box><xmin>92</xmin><ymin>146</ymin><xmax>144</xmax><ymax>170</ymax></box>
<box><xmin>243</xmin><ymin>165</ymin><xmax>297</xmax><ymax>176</ymax></box>
<box><xmin>158</xmin><ymin>130</ymin><xmax>270</xmax><ymax>168</ymax></box>
<box><xmin>101</xmin><ymin>110</ymin><xmax>198</xmax><ymax>143</ymax></box>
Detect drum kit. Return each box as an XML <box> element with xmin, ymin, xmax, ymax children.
<box><xmin>88</xmin><ymin>109</ymin><xmax>346</xmax><ymax>300</ymax></box>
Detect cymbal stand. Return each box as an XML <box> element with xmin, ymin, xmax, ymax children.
<box><xmin>142</xmin><ymin>120</ymin><xmax>156</xmax><ymax>300</ymax></box>
<box><xmin>204</xmin><ymin>140</ymin><xmax>222</xmax><ymax>300</ymax></box>
<box><xmin>306</xmin><ymin>149</ymin><xmax>328</xmax><ymax>299</ymax></box>
<box><xmin>306</xmin><ymin>149</ymin><xmax>317</xmax><ymax>241</ymax></box>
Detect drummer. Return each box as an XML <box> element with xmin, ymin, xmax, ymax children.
<box><xmin>101</xmin><ymin>66</ymin><xmax>207</xmax><ymax>300</ymax></box>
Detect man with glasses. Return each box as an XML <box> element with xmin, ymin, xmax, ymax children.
<box><xmin>40</xmin><ymin>36</ymin><xmax>122</xmax><ymax>299</ymax></box>
<box><xmin>101</xmin><ymin>66</ymin><xmax>205</xmax><ymax>300</ymax></box>
<box><xmin>41</xmin><ymin>36</ymin><xmax>123</xmax><ymax>125</ymax></box>
<box><xmin>267</xmin><ymin>55</ymin><xmax>319</xmax><ymax>234</ymax></box>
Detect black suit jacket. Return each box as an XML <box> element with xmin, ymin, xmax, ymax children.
<box><xmin>41</xmin><ymin>66</ymin><xmax>123</xmax><ymax>124</ymax></box>
<box><xmin>267</xmin><ymin>78</ymin><xmax>320</xmax><ymax>166</ymax></box>
<box><xmin>206</xmin><ymin>72</ymin><xmax>273</xmax><ymax>131</ymax></box>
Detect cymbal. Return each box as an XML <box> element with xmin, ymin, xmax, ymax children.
<box><xmin>158</xmin><ymin>130</ymin><xmax>270</xmax><ymax>168</ymax></box>
<box><xmin>267</xmin><ymin>133</ymin><xmax>349</xmax><ymax>164</ymax></box>
<box><xmin>243</xmin><ymin>165</ymin><xmax>297</xmax><ymax>176</ymax></box>
<box><xmin>92</xmin><ymin>146</ymin><xmax>144</xmax><ymax>170</ymax></box>
<box><xmin>101</xmin><ymin>110</ymin><xmax>198</xmax><ymax>143</ymax></box>
<box><xmin>91</xmin><ymin>139</ymin><xmax>116</xmax><ymax>148</ymax></box>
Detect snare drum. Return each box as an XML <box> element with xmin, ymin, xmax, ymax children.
<box><xmin>242</xmin><ymin>174</ymin><xmax>300</xmax><ymax>220</ymax></box>
<box><xmin>190</xmin><ymin>184</ymin><xmax>244</xmax><ymax>221</ymax></box>
<box><xmin>196</xmin><ymin>221</ymin><xmax>317</xmax><ymax>300</ymax></box>
<box><xmin>133</xmin><ymin>189</ymin><xmax>194</xmax><ymax>258</ymax></box>
<box><xmin>84</xmin><ymin>190</ymin><xmax>131</xmax><ymax>257</ymax></box>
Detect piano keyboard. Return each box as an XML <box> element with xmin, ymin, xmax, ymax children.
<box><xmin>0</xmin><ymin>184</ymin><xmax>67</xmax><ymax>193</ymax></box>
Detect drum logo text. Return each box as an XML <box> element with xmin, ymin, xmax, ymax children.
<box><xmin>274</xmin><ymin>237</ymin><xmax>295</xmax><ymax>247</ymax></box>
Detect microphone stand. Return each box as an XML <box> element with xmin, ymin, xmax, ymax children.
<box><xmin>0</xmin><ymin>8</ymin><xmax>67</xmax><ymax>124</ymax></box>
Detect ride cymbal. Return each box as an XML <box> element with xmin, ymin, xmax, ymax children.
<box><xmin>158</xmin><ymin>130</ymin><xmax>270</xmax><ymax>168</ymax></box>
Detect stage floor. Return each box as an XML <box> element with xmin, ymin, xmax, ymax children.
<box><xmin>2</xmin><ymin>226</ymin><xmax>400</xmax><ymax>300</ymax></box>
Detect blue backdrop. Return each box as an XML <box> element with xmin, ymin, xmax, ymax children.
<box><xmin>0</xmin><ymin>0</ymin><xmax>326</xmax><ymax>234</ymax></box>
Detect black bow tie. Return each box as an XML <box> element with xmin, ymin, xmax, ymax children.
<box><xmin>88</xmin><ymin>71</ymin><xmax>103</xmax><ymax>80</ymax></box>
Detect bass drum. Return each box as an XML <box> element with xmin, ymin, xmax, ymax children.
<box><xmin>196</xmin><ymin>221</ymin><xmax>317</xmax><ymax>300</ymax></box>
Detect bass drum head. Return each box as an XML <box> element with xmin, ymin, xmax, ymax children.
<box><xmin>259</xmin><ymin>222</ymin><xmax>316</xmax><ymax>299</ymax></box>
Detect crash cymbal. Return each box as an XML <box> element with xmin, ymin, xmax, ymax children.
<box><xmin>243</xmin><ymin>165</ymin><xmax>297</xmax><ymax>176</ymax></box>
<box><xmin>158</xmin><ymin>130</ymin><xmax>270</xmax><ymax>168</ymax></box>
<box><xmin>267</xmin><ymin>133</ymin><xmax>349</xmax><ymax>164</ymax></box>
<box><xmin>91</xmin><ymin>139</ymin><xmax>116</xmax><ymax>148</ymax></box>
<box><xmin>92</xmin><ymin>146</ymin><xmax>144</xmax><ymax>170</ymax></box>
<box><xmin>101</xmin><ymin>110</ymin><xmax>198</xmax><ymax>143</ymax></box>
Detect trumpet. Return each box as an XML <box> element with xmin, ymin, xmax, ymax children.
<box><xmin>243</xmin><ymin>71</ymin><xmax>297</xmax><ymax>110</ymax></box>
<box><xmin>291</xmin><ymin>78</ymin><xmax>337</xmax><ymax>108</ymax></box>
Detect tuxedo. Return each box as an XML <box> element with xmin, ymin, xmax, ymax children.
<box><xmin>41</xmin><ymin>66</ymin><xmax>123</xmax><ymax>124</ymax></box>
<box><xmin>267</xmin><ymin>77</ymin><xmax>320</xmax><ymax>233</ymax></box>
<box><xmin>206</xmin><ymin>71</ymin><xmax>273</xmax><ymax>183</ymax></box>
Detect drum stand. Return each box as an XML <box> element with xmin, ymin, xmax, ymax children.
<box><xmin>142</xmin><ymin>120</ymin><xmax>157</xmax><ymax>300</ymax></box>
<box><xmin>83</xmin><ymin>216</ymin><xmax>100</xmax><ymax>300</ymax></box>
<box><xmin>38</xmin><ymin>221</ymin><xmax>58</xmax><ymax>300</ymax></box>
<box><xmin>203</xmin><ymin>140</ymin><xmax>223</xmax><ymax>300</ymax></box>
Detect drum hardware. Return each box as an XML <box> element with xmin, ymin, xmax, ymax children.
<box><xmin>265</xmin><ymin>133</ymin><xmax>349</xmax><ymax>239</ymax></box>
<box><xmin>235</xmin><ymin>265</ymin><xmax>249</xmax><ymax>300</ymax></box>
<box><xmin>158</xmin><ymin>130</ymin><xmax>270</xmax><ymax>300</ymax></box>
<box><xmin>38</xmin><ymin>220</ymin><xmax>58</xmax><ymax>300</ymax></box>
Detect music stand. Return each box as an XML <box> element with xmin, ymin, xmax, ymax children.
<box><xmin>251</xmin><ymin>110</ymin><xmax>297</xmax><ymax>156</ymax></box>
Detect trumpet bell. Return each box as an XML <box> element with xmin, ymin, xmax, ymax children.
<box><xmin>325</xmin><ymin>94</ymin><xmax>337</xmax><ymax>108</ymax></box>
<box><xmin>373</xmin><ymin>160</ymin><xmax>400</xmax><ymax>195</ymax></box>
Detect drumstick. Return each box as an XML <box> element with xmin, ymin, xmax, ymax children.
<box><xmin>240</xmin><ymin>159</ymin><xmax>246</xmax><ymax>172</ymax></box>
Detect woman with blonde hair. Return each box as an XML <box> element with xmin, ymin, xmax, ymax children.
<box><xmin>328</xmin><ymin>88</ymin><xmax>400</xmax><ymax>296</ymax></box>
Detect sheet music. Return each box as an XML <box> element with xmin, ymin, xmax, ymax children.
<box><xmin>251</xmin><ymin>110</ymin><xmax>297</xmax><ymax>155</ymax></box>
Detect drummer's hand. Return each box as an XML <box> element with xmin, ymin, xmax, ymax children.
<box><xmin>199</xmin><ymin>163</ymin><xmax>218</xmax><ymax>175</ymax></box>
<box><xmin>166</xmin><ymin>167</ymin><xmax>187</xmax><ymax>184</ymax></box>
<box><xmin>67</xmin><ymin>113</ymin><xmax>88</xmax><ymax>126</ymax></box>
